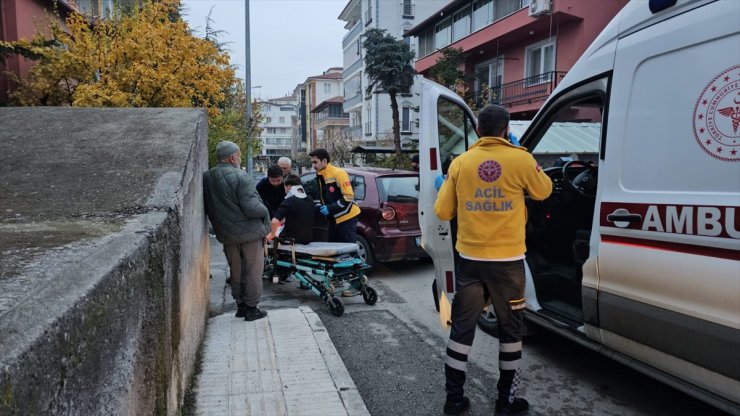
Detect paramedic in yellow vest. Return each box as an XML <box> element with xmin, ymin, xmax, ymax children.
<box><xmin>309</xmin><ymin>148</ymin><xmax>361</xmax><ymax>244</ymax></box>
<box><xmin>434</xmin><ymin>105</ymin><xmax>552</xmax><ymax>416</ymax></box>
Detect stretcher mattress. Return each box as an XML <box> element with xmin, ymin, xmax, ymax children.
<box><xmin>277</xmin><ymin>241</ymin><xmax>360</xmax><ymax>257</ymax></box>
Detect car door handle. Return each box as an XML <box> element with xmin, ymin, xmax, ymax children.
<box><xmin>606</xmin><ymin>213</ymin><xmax>642</xmax><ymax>223</ymax></box>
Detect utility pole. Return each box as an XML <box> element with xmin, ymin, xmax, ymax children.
<box><xmin>244</xmin><ymin>0</ymin><xmax>253</xmax><ymax>174</ymax></box>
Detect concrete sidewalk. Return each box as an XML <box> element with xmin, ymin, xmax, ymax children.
<box><xmin>194</xmin><ymin>237</ymin><xmax>369</xmax><ymax>415</ymax></box>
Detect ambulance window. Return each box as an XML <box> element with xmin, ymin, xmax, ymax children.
<box><xmin>437</xmin><ymin>98</ymin><xmax>478</xmax><ymax>171</ymax></box>
<box><xmin>529</xmin><ymin>96</ymin><xmax>603</xmax><ymax>168</ymax></box>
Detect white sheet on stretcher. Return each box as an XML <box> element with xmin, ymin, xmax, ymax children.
<box><xmin>277</xmin><ymin>241</ymin><xmax>360</xmax><ymax>257</ymax></box>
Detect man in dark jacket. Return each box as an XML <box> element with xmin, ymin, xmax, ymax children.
<box><xmin>203</xmin><ymin>141</ymin><xmax>270</xmax><ymax>321</ymax></box>
<box><xmin>256</xmin><ymin>164</ymin><xmax>286</xmax><ymax>218</ymax></box>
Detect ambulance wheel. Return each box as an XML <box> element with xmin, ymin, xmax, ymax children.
<box><xmin>356</xmin><ymin>235</ymin><xmax>375</xmax><ymax>271</ymax></box>
<box><xmin>477</xmin><ymin>306</ymin><xmax>500</xmax><ymax>338</ymax></box>
<box><xmin>362</xmin><ymin>286</ymin><xmax>378</xmax><ymax>305</ymax></box>
<box><xmin>329</xmin><ymin>297</ymin><xmax>345</xmax><ymax>317</ymax></box>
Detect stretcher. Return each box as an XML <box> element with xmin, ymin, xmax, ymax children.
<box><xmin>263</xmin><ymin>238</ymin><xmax>377</xmax><ymax>316</ymax></box>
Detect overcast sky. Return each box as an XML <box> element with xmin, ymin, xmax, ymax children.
<box><xmin>182</xmin><ymin>0</ymin><xmax>347</xmax><ymax>100</ymax></box>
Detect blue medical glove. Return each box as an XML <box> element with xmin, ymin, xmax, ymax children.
<box><xmin>319</xmin><ymin>205</ymin><xmax>330</xmax><ymax>216</ymax></box>
<box><xmin>508</xmin><ymin>131</ymin><xmax>520</xmax><ymax>146</ymax></box>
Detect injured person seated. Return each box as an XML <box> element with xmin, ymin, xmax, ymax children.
<box><xmin>266</xmin><ymin>173</ymin><xmax>314</xmax><ymax>245</ymax></box>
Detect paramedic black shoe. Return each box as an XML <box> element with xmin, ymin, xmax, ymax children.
<box><xmin>495</xmin><ymin>397</ymin><xmax>529</xmax><ymax>416</ymax></box>
<box><xmin>298</xmin><ymin>282</ymin><xmax>310</xmax><ymax>290</ymax></box>
<box><xmin>235</xmin><ymin>303</ymin><xmax>247</xmax><ymax>318</ymax></box>
<box><xmin>244</xmin><ymin>307</ymin><xmax>267</xmax><ymax>321</ymax></box>
<box><xmin>443</xmin><ymin>396</ymin><xmax>470</xmax><ymax>415</ymax></box>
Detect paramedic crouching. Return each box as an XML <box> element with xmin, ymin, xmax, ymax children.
<box><xmin>265</xmin><ymin>174</ymin><xmax>314</xmax><ymax>245</ymax></box>
<box><xmin>434</xmin><ymin>105</ymin><xmax>552</xmax><ymax>416</ymax></box>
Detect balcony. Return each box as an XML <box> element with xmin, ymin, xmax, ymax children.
<box><xmin>343</xmin><ymin>21</ymin><xmax>363</xmax><ymax>48</ymax></box>
<box><xmin>364</xmin><ymin>122</ymin><xmax>372</xmax><ymax>136</ymax></box>
<box><xmin>474</xmin><ymin>71</ymin><xmax>566</xmax><ymax>108</ymax></box>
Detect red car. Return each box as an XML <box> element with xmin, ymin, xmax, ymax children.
<box><xmin>301</xmin><ymin>167</ymin><xmax>428</xmax><ymax>268</ymax></box>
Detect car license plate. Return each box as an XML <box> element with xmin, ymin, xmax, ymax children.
<box><xmin>415</xmin><ymin>236</ymin><xmax>421</xmax><ymax>247</ymax></box>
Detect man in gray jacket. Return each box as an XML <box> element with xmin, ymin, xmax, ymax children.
<box><xmin>203</xmin><ymin>141</ymin><xmax>270</xmax><ymax>321</ymax></box>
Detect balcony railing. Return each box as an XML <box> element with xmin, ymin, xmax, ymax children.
<box><xmin>342</xmin><ymin>21</ymin><xmax>363</xmax><ymax>48</ymax></box>
<box><xmin>474</xmin><ymin>71</ymin><xmax>566</xmax><ymax>108</ymax></box>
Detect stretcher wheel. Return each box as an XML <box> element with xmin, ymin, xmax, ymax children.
<box><xmin>362</xmin><ymin>286</ymin><xmax>378</xmax><ymax>305</ymax></box>
<box><xmin>329</xmin><ymin>297</ymin><xmax>345</xmax><ymax>317</ymax></box>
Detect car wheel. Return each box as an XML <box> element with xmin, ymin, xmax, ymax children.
<box><xmin>356</xmin><ymin>235</ymin><xmax>376</xmax><ymax>270</ymax></box>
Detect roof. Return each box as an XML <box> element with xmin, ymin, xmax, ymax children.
<box><xmin>308</xmin><ymin>72</ymin><xmax>343</xmax><ymax>80</ymax></box>
<box><xmin>509</xmin><ymin>121</ymin><xmax>600</xmax><ymax>154</ymax></box>
<box><xmin>350</xmin><ymin>146</ymin><xmax>416</xmax><ymax>154</ymax></box>
<box><xmin>405</xmin><ymin>0</ymin><xmax>469</xmax><ymax>37</ymax></box>
<box><xmin>311</xmin><ymin>96</ymin><xmax>344</xmax><ymax>113</ymax></box>
<box><xmin>270</xmin><ymin>96</ymin><xmax>295</xmax><ymax>103</ymax></box>
<box><xmin>345</xmin><ymin>166</ymin><xmax>418</xmax><ymax>176</ymax></box>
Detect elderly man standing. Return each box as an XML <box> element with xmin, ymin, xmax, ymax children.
<box><xmin>203</xmin><ymin>141</ymin><xmax>271</xmax><ymax>321</ymax></box>
<box><xmin>277</xmin><ymin>156</ymin><xmax>292</xmax><ymax>176</ymax></box>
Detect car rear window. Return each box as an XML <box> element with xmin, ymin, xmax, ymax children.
<box><xmin>376</xmin><ymin>176</ymin><xmax>418</xmax><ymax>204</ymax></box>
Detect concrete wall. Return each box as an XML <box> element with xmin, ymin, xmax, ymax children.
<box><xmin>0</xmin><ymin>107</ymin><xmax>210</xmax><ymax>415</ymax></box>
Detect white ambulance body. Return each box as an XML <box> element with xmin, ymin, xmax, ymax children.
<box><xmin>417</xmin><ymin>0</ymin><xmax>739</xmax><ymax>412</ymax></box>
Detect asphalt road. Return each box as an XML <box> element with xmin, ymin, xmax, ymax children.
<box><xmin>256</xmin><ymin>259</ymin><xmax>729</xmax><ymax>416</ymax></box>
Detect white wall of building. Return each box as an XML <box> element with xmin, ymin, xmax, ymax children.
<box><xmin>340</xmin><ymin>0</ymin><xmax>448</xmax><ymax>146</ymax></box>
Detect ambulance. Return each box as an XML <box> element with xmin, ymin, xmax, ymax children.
<box><xmin>417</xmin><ymin>0</ymin><xmax>740</xmax><ymax>412</ymax></box>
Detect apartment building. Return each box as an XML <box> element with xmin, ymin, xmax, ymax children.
<box><xmin>293</xmin><ymin>67</ymin><xmax>343</xmax><ymax>152</ymax></box>
<box><xmin>338</xmin><ymin>0</ymin><xmax>448</xmax><ymax>147</ymax></box>
<box><xmin>0</xmin><ymin>0</ymin><xmax>139</xmax><ymax>104</ymax></box>
<box><xmin>258</xmin><ymin>96</ymin><xmax>296</xmax><ymax>162</ymax></box>
<box><xmin>406</xmin><ymin>0</ymin><xmax>628</xmax><ymax>119</ymax></box>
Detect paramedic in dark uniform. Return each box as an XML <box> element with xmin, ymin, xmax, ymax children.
<box><xmin>308</xmin><ymin>148</ymin><xmax>361</xmax><ymax>244</ymax></box>
<box><xmin>434</xmin><ymin>105</ymin><xmax>552</xmax><ymax>416</ymax></box>
<box><xmin>309</xmin><ymin>148</ymin><xmax>362</xmax><ymax>297</ymax></box>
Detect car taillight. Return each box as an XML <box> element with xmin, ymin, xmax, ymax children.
<box><xmin>381</xmin><ymin>207</ymin><xmax>396</xmax><ymax>221</ymax></box>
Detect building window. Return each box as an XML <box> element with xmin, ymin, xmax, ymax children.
<box><xmin>402</xmin><ymin>0</ymin><xmax>414</xmax><ymax>18</ymax></box>
<box><xmin>280</xmin><ymin>106</ymin><xmax>293</xmax><ymax>111</ymax></box>
<box><xmin>279</xmin><ymin>117</ymin><xmax>285</xmax><ymax>124</ymax></box>
<box><xmin>525</xmin><ymin>39</ymin><xmax>556</xmax><ymax>83</ymax></box>
<box><xmin>324</xmin><ymin>83</ymin><xmax>331</xmax><ymax>94</ymax></box>
<box><xmin>265</xmin><ymin>117</ymin><xmax>272</xmax><ymax>123</ymax></box>
<box><xmin>365</xmin><ymin>107</ymin><xmax>372</xmax><ymax>136</ymax></box>
<box><xmin>475</xmin><ymin>57</ymin><xmax>504</xmax><ymax>90</ymax></box>
<box><xmin>401</xmin><ymin>106</ymin><xmax>412</xmax><ymax>132</ymax></box>
<box><xmin>495</xmin><ymin>0</ymin><xmax>525</xmax><ymax>21</ymax></box>
<box><xmin>434</xmin><ymin>19</ymin><xmax>451</xmax><ymax>50</ymax></box>
<box><xmin>452</xmin><ymin>9</ymin><xmax>470</xmax><ymax>42</ymax></box>
<box><xmin>472</xmin><ymin>0</ymin><xmax>493</xmax><ymax>32</ymax></box>
<box><xmin>365</xmin><ymin>0</ymin><xmax>373</xmax><ymax>26</ymax></box>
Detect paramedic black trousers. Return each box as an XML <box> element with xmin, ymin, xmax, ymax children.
<box><xmin>445</xmin><ymin>258</ymin><xmax>526</xmax><ymax>404</ymax></box>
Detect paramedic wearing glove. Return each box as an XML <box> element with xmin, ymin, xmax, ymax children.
<box><xmin>434</xmin><ymin>105</ymin><xmax>552</xmax><ymax>416</ymax></box>
<box><xmin>309</xmin><ymin>148</ymin><xmax>361</xmax><ymax>244</ymax></box>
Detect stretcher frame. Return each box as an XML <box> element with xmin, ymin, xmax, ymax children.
<box><xmin>263</xmin><ymin>237</ymin><xmax>377</xmax><ymax>316</ymax></box>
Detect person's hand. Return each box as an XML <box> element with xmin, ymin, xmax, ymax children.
<box><xmin>319</xmin><ymin>205</ymin><xmax>330</xmax><ymax>216</ymax></box>
<box><xmin>265</xmin><ymin>232</ymin><xmax>274</xmax><ymax>243</ymax></box>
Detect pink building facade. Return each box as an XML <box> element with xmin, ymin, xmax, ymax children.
<box><xmin>406</xmin><ymin>0</ymin><xmax>628</xmax><ymax>119</ymax></box>
<box><xmin>0</xmin><ymin>0</ymin><xmax>76</xmax><ymax>103</ymax></box>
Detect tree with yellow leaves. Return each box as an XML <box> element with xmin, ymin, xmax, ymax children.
<box><xmin>2</xmin><ymin>0</ymin><xmax>262</xmax><ymax>166</ymax></box>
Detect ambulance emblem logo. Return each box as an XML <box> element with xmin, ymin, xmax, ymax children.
<box><xmin>477</xmin><ymin>160</ymin><xmax>502</xmax><ymax>182</ymax></box>
<box><xmin>692</xmin><ymin>65</ymin><xmax>740</xmax><ymax>162</ymax></box>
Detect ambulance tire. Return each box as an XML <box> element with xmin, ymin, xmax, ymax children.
<box><xmin>432</xmin><ymin>279</ymin><xmax>440</xmax><ymax>313</ymax></box>
<box><xmin>477</xmin><ymin>306</ymin><xmax>500</xmax><ymax>338</ymax></box>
